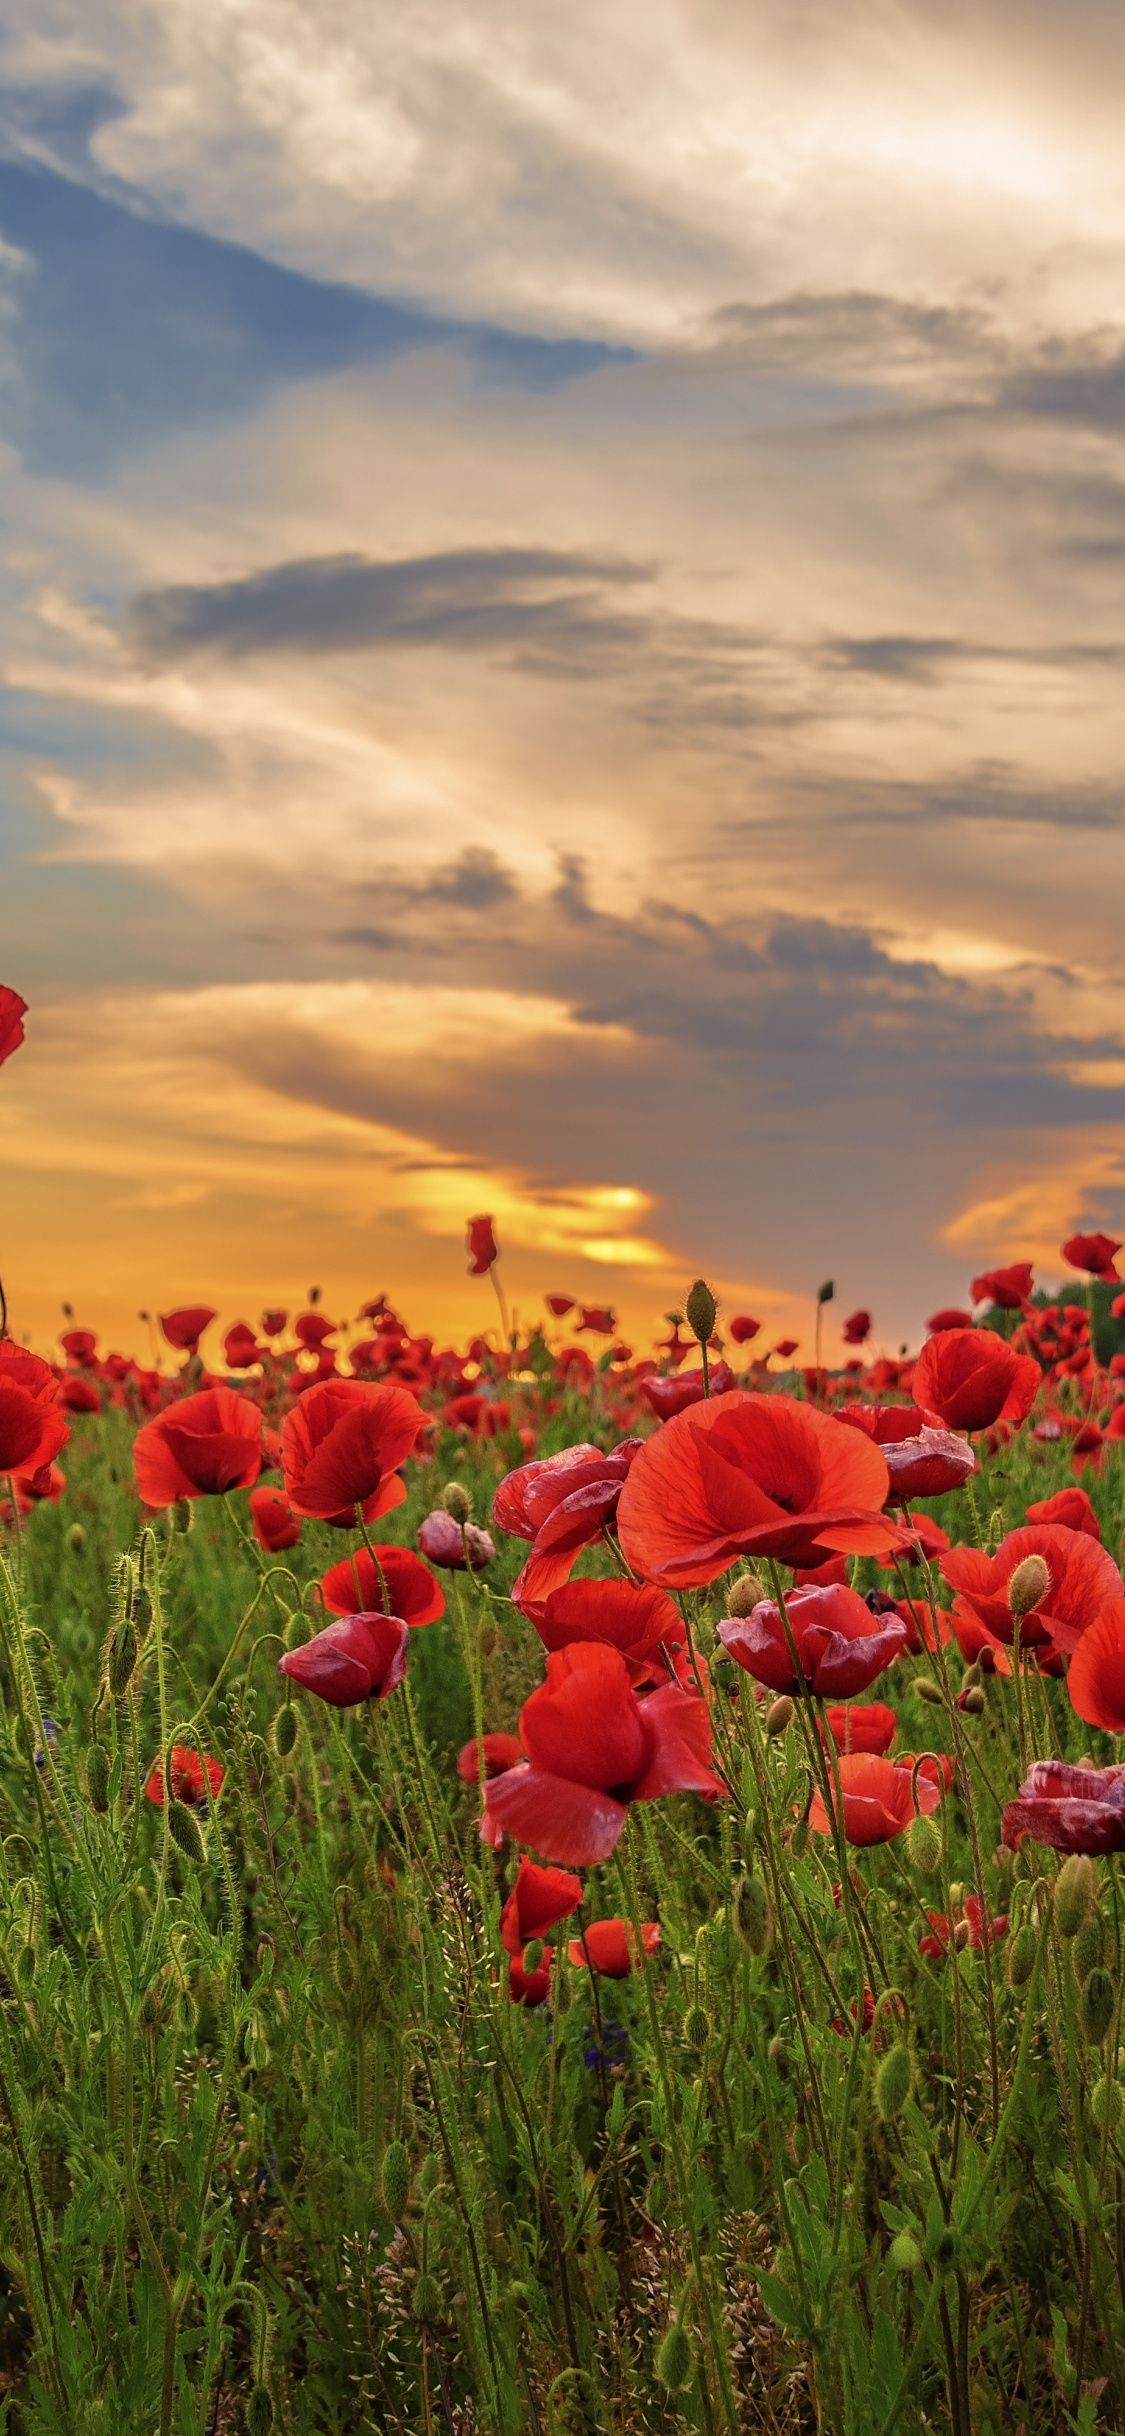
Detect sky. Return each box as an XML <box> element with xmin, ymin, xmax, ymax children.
<box><xmin>2</xmin><ymin>0</ymin><xmax>1125</xmax><ymax>1359</ymax></box>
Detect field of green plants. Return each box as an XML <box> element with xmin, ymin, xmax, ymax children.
<box><xmin>2</xmin><ymin>1207</ymin><xmax>1125</xmax><ymax>2436</ymax></box>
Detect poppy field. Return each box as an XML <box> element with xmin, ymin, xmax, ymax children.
<box><xmin>5</xmin><ymin>996</ymin><xmax>1125</xmax><ymax>2434</ymax></box>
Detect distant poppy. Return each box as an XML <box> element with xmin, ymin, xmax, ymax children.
<box><xmin>58</xmin><ymin>1374</ymin><xmax>101</xmax><ymax>1414</ymax></box>
<box><xmin>483</xmin><ymin>1642</ymin><xmax>720</xmax><ymax>1866</ymax></box>
<box><xmin>841</xmin><ymin>1310</ymin><xmax>872</xmax><ymax>1345</ymax></box>
<box><xmin>223</xmin><ymin>1322</ymin><xmax>263</xmax><ymax>1369</ymax></box>
<box><xmin>1061</xmin><ymin>1232</ymin><xmax>1121</xmax><ymax>1282</ymax></box>
<box><xmin>134</xmin><ymin>1387</ymin><xmax>264</xmax><ymax>1506</ymax></box>
<box><xmin>508</xmin><ymin>1951</ymin><xmax>553</xmax><ymax>2006</ymax></box>
<box><xmin>522</xmin><ymin>1577</ymin><xmax>685</xmax><ymax>1683</ymax></box>
<box><xmin>145</xmin><ymin>1746</ymin><xmax>224</xmax><ymax>1808</ymax></box>
<box><xmin>248</xmin><ymin>1484</ymin><xmax>303</xmax><ymax>1553</ymax></box>
<box><xmin>0</xmin><ymin>1344</ymin><xmax>70</xmax><ymax>1482</ymax></box>
<box><xmin>642</xmin><ymin>1361</ymin><xmax>734</xmax><ymax>1419</ymax></box>
<box><xmin>1003</xmin><ymin>1759</ymin><xmax>1125</xmax><ymax>1854</ymax></box>
<box><xmin>281</xmin><ymin>1378</ymin><xmax>423</xmax><ymax>1527</ymax></box>
<box><xmin>568</xmin><ymin>1919</ymin><xmax>660</xmax><ymax>1977</ymax></box>
<box><xmin>822</xmin><ymin>1702</ymin><xmax>897</xmax><ymax>1756</ymax></box>
<box><xmin>294</xmin><ymin>1311</ymin><xmax>336</xmax><ymax>1348</ymax></box>
<box><xmin>160</xmin><ymin>1307</ymin><xmax>216</xmax><ymax>1354</ymax></box>
<box><xmin>1025</xmin><ymin>1486</ymin><xmax>1101</xmax><ymax>1541</ymax></box>
<box><xmin>0</xmin><ymin>983</ymin><xmax>27</xmax><ymax>1068</ymax></box>
<box><xmin>60</xmin><ymin>1328</ymin><xmax>98</xmax><ymax>1367</ymax></box>
<box><xmin>577</xmin><ymin>1305</ymin><xmax>616</xmax><ymax>1335</ymax></box>
<box><xmin>260</xmin><ymin>1309</ymin><xmax>288</xmax><ymax>1337</ymax></box>
<box><xmin>925</xmin><ymin>1308</ymin><xmax>972</xmax><ymax>1333</ymax></box>
<box><xmin>616</xmin><ymin>1392</ymin><xmax>894</xmax><ymax>1590</ymax></box>
<box><xmin>320</xmin><ymin>1543</ymin><xmax>444</xmax><ymax>1626</ymax></box>
<box><xmin>546</xmin><ymin>1294</ymin><xmax>575</xmax><ymax>1317</ymax></box>
<box><xmin>728</xmin><ymin>1315</ymin><xmax>761</xmax><ymax>1345</ymax></box>
<box><xmin>772</xmin><ymin>1339</ymin><xmax>800</xmax><ymax>1360</ymax></box>
<box><xmin>499</xmin><ymin>1856</ymin><xmax>583</xmax><ymax>1955</ymax></box>
<box><xmin>456</xmin><ymin>1732</ymin><xmax>524</xmax><ymax>1784</ymax></box>
<box><xmin>943</xmin><ymin>1523</ymin><xmax>1122</xmax><ymax>1656</ymax></box>
<box><xmin>418</xmin><ymin>1510</ymin><xmax>495</xmax><ymax>1571</ymax></box>
<box><xmin>278</xmin><ymin>1611</ymin><xmax>409</xmax><ymax>1708</ymax></box>
<box><xmin>1066</xmin><ymin>1602</ymin><xmax>1125</xmax><ymax>1733</ymax></box>
<box><xmin>467</xmin><ymin>1215</ymin><xmax>499</xmax><ymax>1275</ymax></box>
<box><xmin>808</xmin><ymin>1754</ymin><xmax>943</xmax><ymax>1846</ymax></box>
<box><xmin>912</xmin><ymin>1330</ymin><xmax>1038</xmax><ymax>1433</ymax></box>
<box><xmin>718</xmin><ymin>1582</ymin><xmax>907</xmax><ymax>1697</ymax></box>
<box><xmin>918</xmin><ymin>1895</ymin><xmax>1007</xmax><ymax>1958</ymax></box>
<box><xmin>971</xmin><ymin>1263</ymin><xmax>1033</xmax><ymax>1309</ymax></box>
<box><xmin>493</xmin><ymin>1438</ymin><xmax>643</xmax><ymax>1606</ymax></box>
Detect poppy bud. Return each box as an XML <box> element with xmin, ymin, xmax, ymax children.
<box><xmin>683</xmin><ymin>2003</ymin><xmax>711</xmax><ymax>2053</ymax></box>
<box><xmin>953</xmin><ymin>1919</ymin><xmax>972</xmax><ymax>1951</ymax></box>
<box><xmin>914</xmin><ymin>1678</ymin><xmax>943</xmax><ymax>1705</ymax></box>
<box><xmin>907</xmin><ymin>1814</ymin><xmax>943</xmax><ymax>1875</ymax></box>
<box><xmin>734</xmin><ymin>1874</ymin><xmax>772</xmax><ymax>1956</ymax></box>
<box><xmin>685</xmin><ymin>1279</ymin><xmax>718</xmax><ymax>1345</ymax></box>
<box><xmin>875</xmin><ymin>2044</ymin><xmax>912</xmax><ymax>2121</ymax></box>
<box><xmin>271</xmin><ymin>1703</ymin><xmax>299</xmax><ymax>1759</ymax></box>
<box><xmin>1073</xmin><ymin>1914</ymin><xmax>1106</xmax><ymax>1986</ymax></box>
<box><xmin>960</xmin><ymin>1687</ymin><xmax>986</xmax><ymax>1717</ymax></box>
<box><xmin>381</xmin><ymin>2139</ymin><xmax>411</xmax><ymax>2222</ymax></box>
<box><xmin>170</xmin><ymin>1498</ymin><xmax>193</xmax><ymax>1536</ymax></box>
<box><xmin>726</xmin><ymin>1573</ymin><xmax>767</xmax><ymax>1618</ymax></box>
<box><xmin>655</xmin><ymin>2319</ymin><xmax>693</xmax><ymax>2395</ymax></box>
<box><xmin>15</xmin><ymin>1943</ymin><xmax>35</xmax><ymax>1993</ymax></box>
<box><xmin>765</xmin><ymin>1695</ymin><xmax>795</xmax><ymax>1738</ymax></box>
<box><xmin>247</xmin><ymin>2390</ymin><xmax>274</xmax><ymax>2436</ymax></box>
<box><xmin>1054</xmin><ymin>1855</ymin><xmax>1096</xmax><ymax>1939</ymax></box>
<box><xmin>107</xmin><ymin>1617</ymin><xmax>137</xmax><ymax>1698</ymax></box>
<box><xmin>791</xmin><ymin>2122</ymin><xmax>811</xmax><ymax>2164</ymax></box>
<box><xmin>419</xmin><ymin>2154</ymin><xmax>442</xmax><ymax>2198</ymax></box>
<box><xmin>478</xmin><ymin>1620</ymin><xmax>500</xmax><ymax>1658</ymax></box>
<box><xmin>1005</xmin><ymin>1923</ymin><xmax>1037</xmax><ymax>1989</ymax></box>
<box><xmin>442</xmin><ymin>1481</ymin><xmax>472</xmax><ymax>1523</ymax></box>
<box><xmin>767</xmin><ymin>2034</ymin><xmax>785</xmax><ymax>2066</ymax></box>
<box><xmin>66</xmin><ymin>1523</ymin><xmax>86</xmax><ymax>1556</ymax></box>
<box><xmin>1080</xmin><ymin>1968</ymin><xmax>1115</xmax><ymax>2046</ymax></box>
<box><xmin>740</xmin><ymin>1811</ymin><xmax>757</xmax><ymax>1864</ymax></box>
<box><xmin>131</xmin><ymin>1583</ymin><xmax>153</xmax><ymax>1637</ymax></box>
<box><xmin>85</xmin><ymin>1743</ymin><xmax>110</xmax><ymax>1815</ymax></box>
<box><xmin>789</xmin><ymin>1820</ymin><xmax>810</xmax><ymax>1858</ymax></box>
<box><xmin>412</xmin><ymin>2273</ymin><xmax>442</xmax><ymax>2326</ymax></box>
<box><xmin>167</xmin><ymin>1802</ymin><xmax>206</xmax><ymax>1865</ymax></box>
<box><xmin>245</xmin><ymin>2018</ymin><xmax>270</xmax><ymax>2070</ymax></box>
<box><xmin>888</xmin><ymin>2230</ymin><xmax>922</xmax><ymax>2275</ymax></box>
<box><xmin>1090</xmin><ymin>2075</ymin><xmax>1123</xmax><ymax>2137</ymax></box>
<box><xmin>522</xmin><ymin>1939</ymin><xmax>545</xmax><ymax>1975</ymax></box>
<box><xmin>1008</xmin><ymin>1554</ymin><xmax>1050</xmax><ymax>1621</ymax></box>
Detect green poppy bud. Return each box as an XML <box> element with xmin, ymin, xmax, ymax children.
<box><xmin>522</xmin><ymin>1939</ymin><xmax>545</xmax><ymax>1975</ymax></box>
<box><xmin>247</xmin><ymin>2389</ymin><xmax>274</xmax><ymax>2436</ymax></box>
<box><xmin>167</xmin><ymin>1802</ymin><xmax>206</xmax><ymax>1865</ymax></box>
<box><xmin>85</xmin><ymin>1743</ymin><xmax>111</xmax><ymax>1815</ymax></box>
<box><xmin>442</xmin><ymin>1481</ymin><xmax>472</xmax><ymax>1523</ymax></box>
<box><xmin>683</xmin><ymin>2003</ymin><xmax>711</xmax><ymax>2053</ymax></box>
<box><xmin>1073</xmin><ymin>1913</ymin><xmax>1106</xmax><ymax>1986</ymax></box>
<box><xmin>1055</xmin><ymin>1854</ymin><xmax>1096</xmax><ymax>1939</ymax></box>
<box><xmin>1080</xmin><ymin>1969</ymin><xmax>1115</xmax><ymax>2046</ymax></box>
<box><xmin>66</xmin><ymin>1522</ymin><xmax>86</xmax><ymax>1557</ymax></box>
<box><xmin>685</xmin><ymin>1280</ymin><xmax>717</xmax><ymax>1346</ymax></box>
<box><xmin>913</xmin><ymin>1677</ymin><xmax>943</xmax><ymax>1705</ymax></box>
<box><xmin>734</xmin><ymin>1874</ymin><xmax>772</xmax><ymax>1957</ymax></box>
<box><xmin>412</xmin><ymin>2273</ymin><xmax>442</xmax><ymax>2326</ymax></box>
<box><xmin>170</xmin><ymin>1498</ymin><xmax>193</xmax><ymax>1536</ymax></box>
<box><xmin>272</xmin><ymin>1702</ymin><xmax>298</xmax><ymax>1759</ymax></box>
<box><xmin>107</xmin><ymin>1617</ymin><xmax>138</xmax><ymax>1699</ymax></box>
<box><xmin>381</xmin><ymin>2139</ymin><xmax>410</xmax><ymax>2222</ymax></box>
<box><xmin>1090</xmin><ymin>2075</ymin><xmax>1123</xmax><ymax>2137</ymax></box>
<box><xmin>875</xmin><ymin>2044</ymin><xmax>912</xmax><ymax>2121</ymax></box>
<box><xmin>888</xmin><ymin>2230</ymin><xmax>922</xmax><ymax>2275</ymax></box>
<box><xmin>1005</xmin><ymin>1923</ymin><xmax>1037</xmax><ymax>1990</ymax></box>
<box><xmin>655</xmin><ymin>2319</ymin><xmax>693</xmax><ymax>2395</ymax></box>
<box><xmin>907</xmin><ymin>1813</ymin><xmax>943</xmax><ymax>1874</ymax></box>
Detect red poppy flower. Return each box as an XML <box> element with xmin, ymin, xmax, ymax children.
<box><xmin>823</xmin><ymin>1702</ymin><xmax>897</xmax><ymax>1756</ymax></box>
<box><xmin>278</xmin><ymin>1612</ymin><xmax>409</xmax><ymax>1707</ymax></box>
<box><xmin>943</xmin><ymin>1523</ymin><xmax>1122</xmax><ymax>1655</ymax></box>
<box><xmin>841</xmin><ymin>1310</ymin><xmax>872</xmax><ymax>1345</ymax></box>
<box><xmin>134</xmin><ymin>1387</ymin><xmax>264</xmax><ymax>1506</ymax></box>
<box><xmin>160</xmin><ymin>1306</ymin><xmax>216</xmax><ymax>1353</ymax></box>
<box><xmin>971</xmin><ymin>1263</ymin><xmax>1034</xmax><ymax>1310</ymax></box>
<box><xmin>728</xmin><ymin>1315</ymin><xmax>761</xmax><ymax>1345</ymax></box>
<box><xmin>1061</xmin><ymin>1232</ymin><xmax>1121</xmax><ymax>1282</ymax></box>
<box><xmin>546</xmin><ymin>1294</ymin><xmax>575</xmax><ymax>1317</ymax></box>
<box><xmin>0</xmin><ymin>1344</ymin><xmax>71</xmax><ymax>1479</ymax></box>
<box><xmin>1025</xmin><ymin>1486</ymin><xmax>1101</xmax><ymax>1541</ymax></box>
<box><xmin>772</xmin><ymin>1338</ymin><xmax>800</xmax><ymax>1360</ymax></box>
<box><xmin>248</xmin><ymin>1484</ymin><xmax>303</xmax><ymax>1553</ymax></box>
<box><xmin>881</xmin><ymin>1426</ymin><xmax>977</xmax><ymax>1502</ymax></box>
<box><xmin>718</xmin><ymin>1582</ymin><xmax>908</xmax><ymax>1697</ymax></box>
<box><xmin>281</xmin><ymin>1378</ymin><xmax>423</xmax><ymax>1527</ymax></box>
<box><xmin>294</xmin><ymin>1311</ymin><xmax>336</xmax><ymax>1348</ymax></box>
<box><xmin>493</xmin><ymin>1438</ymin><xmax>643</xmax><ymax>1606</ymax></box>
<box><xmin>1066</xmin><ymin>1602</ymin><xmax>1125</xmax><ymax>1733</ymax></box>
<box><xmin>642</xmin><ymin>1361</ymin><xmax>734</xmax><ymax>1419</ymax></box>
<box><xmin>808</xmin><ymin>1754</ymin><xmax>943</xmax><ymax>1846</ymax></box>
<box><xmin>59</xmin><ymin>1373</ymin><xmax>101</xmax><ymax>1415</ymax></box>
<box><xmin>60</xmin><ymin>1328</ymin><xmax>98</xmax><ymax>1367</ymax></box>
<box><xmin>925</xmin><ymin>1308</ymin><xmax>972</xmax><ymax>1333</ymax></box>
<box><xmin>223</xmin><ymin>1322</ymin><xmax>263</xmax><ymax>1370</ymax></box>
<box><xmin>320</xmin><ymin>1543</ymin><xmax>444</xmax><ymax>1627</ymax></box>
<box><xmin>0</xmin><ymin>983</ymin><xmax>27</xmax><ymax>1069</ymax></box>
<box><xmin>260</xmin><ymin>1308</ymin><xmax>288</xmax><ymax>1337</ymax></box>
<box><xmin>499</xmin><ymin>1856</ymin><xmax>583</xmax><ymax>1955</ymax></box>
<box><xmin>912</xmin><ymin>1330</ymin><xmax>1038</xmax><ymax>1434</ymax></box>
<box><xmin>568</xmin><ymin>1919</ymin><xmax>660</xmax><ymax>1976</ymax></box>
<box><xmin>1003</xmin><ymin>1760</ymin><xmax>1125</xmax><ymax>1854</ymax></box>
<box><xmin>467</xmin><ymin>1215</ymin><xmax>499</xmax><ymax>1275</ymax></box>
<box><xmin>615</xmin><ymin>1392</ymin><xmax>894</xmax><ymax>1590</ymax></box>
<box><xmin>577</xmin><ymin>1305</ymin><xmax>616</xmax><ymax>1335</ymax></box>
<box><xmin>918</xmin><ymin>1895</ymin><xmax>1007</xmax><ymax>1958</ymax></box>
<box><xmin>483</xmin><ymin>1642</ymin><xmax>720</xmax><ymax>1865</ymax></box>
<box><xmin>522</xmin><ymin>1577</ymin><xmax>685</xmax><ymax>1684</ymax></box>
<box><xmin>457</xmin><ymin>1731</ymin><xmax>524</xmax><ymax>1784</ymax></box>
<box><xmin>509</xmin><ymin>1951</ymin><xmax>553</xmax><ymax>2006</ymax></box>
<box><xmin>418</xmin><ymin>1510</ymin><xmax>495</xmax><ymax>1571</ymax></box>
<box><xmin>144</xmin><ymin>1746</ymin><xmax>224</xmax><ymax>1808</ymax></box>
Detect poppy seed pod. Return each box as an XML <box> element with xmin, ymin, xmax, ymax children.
<box><xmin>1008</xmin><ymin>1555</ymin><xmax>1052</xmax><ymax>1622</ymax></box>
<box><xmin>1080</xmin><ymin>1968</ymin><xmax>1115</xmax><ymax>2045</ymax></box>
<box><xmin>442</xmin><ymin>1480</ymin><xmax>472</xmax><ymax>1523</ymax></box>
<box><xmin>685</xmin><ymin>1278</ymin><xmax>717</xmax><ymax>1345</ymax></box>
<box><xmin>765</xmin><ymin>1695</ymin><xmax>795</xmax><ymax>1737</ymax></box>
<box><xmin>727</xmin><ymin>1573</ymin><xmax>768</xmax><ymax>1617</ymax></box>
<box><xmin>1054</xmin><ymin>1853</ymin><xmax>1097</xmax><ymax>1938</ymax></box>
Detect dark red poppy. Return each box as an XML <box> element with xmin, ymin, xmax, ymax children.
<box><xmin>615</xmin><ymin>1392</ymin><xmax>894</xmax><ymax>1590</ymax></box>
<box><xmin>522</xmin><ymin>1577</ymin><xmax>685</xmax><ymax>1684</ymax></box>
<box><xmin>772</xmin><ymin>1338</ymin><xmax>800</xmax><ymax>1360</ymax></box>
<box><xmin>320</xmin><ymin>1543</ymin><xmax>444</xmax><ymax>1626</ymax></box>
<box><xmin>568</xmin><ymin>1919</ymin><xmax>660</xmax><ymax>1976</ymax></box>
<box><xmin>642</xmin><ymin>1361</ymin><xmax>734</xmax><ymax>1419</ymax></box>
<box><xmin>483</xmin><ymin>1642</ymin><xmax>720</xmax><ymax>1865</ymax></box>
<box><xmin>134</xmin><ymin>1387</ymin><xmax>264</xmax><ymax>1506</ymax></box>
<box><xmin>418</xmin><ymin>1510</ymin><xmax>495</xmax><ymax>1570</ymax></box>
<box><xmin>841</xmin><ymin>1310</ymin><xmax>872</xmax><ymax>1345</ymax></box>
<box><xmin>1061</xmin><ymin>1232</ymin><xmax>1121</xmax><ymax>1282</ymax></box>
<box><xmin>493</xmin><ymin>1438</ymin><xmax>643</xmax><ymax>1605</ymax></box>
<box><xmin>145</xmin><ymin>1746</ymin><xmax>224</xmax><ymax>1807</ymax></box>
<box><xmin>509</xmin><ymin>1951</ymin><xmax>553</xmax><ymax>2006</ymax></box>
<box><xmin>1066</xmin><ymin>1602</ymin><xmax>1125</xmax><ymax>1732</ymax></box>
<box><xmin>280</xmin><ymin>1378</ymin><xmax>423</xmax><ymax>1527</ymax></box>
<box><xmin>925</xmin><ymin>1308</ymin><xmax>972</xmax><ymax>1333</ymax></box>
<box><xmin>278</xmin><ymin>1611</ymin><xmax>409</xmax><ymax>1707</ymax></box>
<box><xmin>294</xmin><ymin>1311</ymin><xmax>336</xmax><ymax>1348</ymax></box>
<box><xmin>728</xmin><ymin>1314</ymin><xmax>761</xmax><ymax>1345</ymax></box>
<box><xmin>808</xmin><ymin>1754</ymin><xmax>943</xmax><ymax>1846</ymax></box>
<box><xmin>918</xmin><ymin>1895</ymin><xmax>1007</xmax><ymax>1958</ymax></box>
<box><xmin>718</xmin><ymin>1582</ymin><xmax>908</xmax><ymax>1697</ymax></box>
<box><xmin>60</xmin><ymin>1328</ymin><xmax>98</xmax><ymax>1367</ymax></box>
<box><xmin>0</xmin><ymin>1344</ymin><xmax>71</xmax><ymax>1480</ymax></box>
<box><xmin>971</xmin><ymin>1263</ymin><xmax>1033</xmax><ymax>1309</ymax></box>
<box><xmin>467</xmin><ymin>1215</ymin><xmax>499</xmax><ymax>1275</ymax></box>
<box><xmin>260</xmin><ymin>1308</ymin><xmax>288</xmax><ymax>1337</ymax></box>
<box><xmin>546</xmin><ymin>1294</ymin><xmax>575</xmax><ymax>1317</ymax></box>
<box><xmin>248</xmin><ymin>1484</ymin><xmax>303</xmax><ymax>1553</ymax></box>
<box><xmin>1025</xmin><ymin>1485</ymin><xmax>1101</xmax><ymax>1540</ymax></box>
<box><xmin>499</xmin><ymin>1856</ymin><xmax>583</xmax><ymax>1955</ymax></box>
<box><xmin>1003</xmin><ymin>1760</ymin><xmax>1125</xmax><ymax>1854</ymax></box>
<box><xmin>59</xmin><ymin>1374</ymin><xmax>101</xmax><ymax>1414</ymax></box>
<box><xmin>0</xmin><ymin>983</ymin><xmax>27</xmax><ymax>1069</ymax></box>
<box><xmin>577</xmin><ymin>1305</ymin><xmax>616</xmax><ymax>1335</ymax></box>
<box><xmin>457</xmin><ymin>1731</ymin><xmax>524</xmax><ymax>1784</ymax></box>
<box><xmin>912</xmin><ymin>1329</ymin><xmax>1039</xmax><ymax>1433</ymax></box>
<box><xmin>822</xmin><ymin>1702</ymin><xmax>897</xmax><ymax>1756</ymax></box>
<box><xmin>943</xmin><ymin>1523</ymin><xmax>1122</xmax><ymax>1655</ymax></box>
<box><xmin>160</xmin><ymin>1307</ymin><xmax>216</xmax><ymax>1354</ymax></box>
<box><xmin>223</xmin><ymin>1322</ymin><xmax>263</xmax><ymax>1370</ymax></box>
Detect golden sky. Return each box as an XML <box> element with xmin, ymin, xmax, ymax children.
<box><xmin>2</xmin><ymin>0</ymin><xmax>1125</xmax><ymax>1355</ymax></box>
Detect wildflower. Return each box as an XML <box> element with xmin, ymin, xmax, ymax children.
<box><xmin>642</xmin><ymin>1362</ymin><xmax>734</xmax><ymax>1418</ymax></box>
<box><xmin>278</xmin><ymin>1613</ymin><xmax>409</xmax><ymax>1708</ymax></box>
<box><xmin>145</xmin><ymin>1746</ymin><xmax>224</xmax><ymax>1808</ymax></box>
<box><xmin>281</xmin><ymin>1378</ymin><xmax>423</xmax><ymax>1527</ymax></box>
<box><xmin>520</xmin><ymin>1577</ymin><xmax>685</xmax><ymax>1684</ymax></box>
<box><xmin>567</xmin><ymin>1919</ymin><xmax>660</xmax><ymax>1976</ymax></box>
<box><xmin>1066</xmin><ymin>1602</ymin><xmax>1125</xmax><ymax>1732</ymax></box>
<box><xmin>717</xmin><ymin>1582</ymin><xmax>908</xmax><ymax>1697</ymax></box>
<box><xmin>1003</xmin><ymin>1760</ymin><xmax>1125</xmax><ymax>1855</ymax></box>
<box><xmin>0</xmin><ymin>1343</ymin><xmax>70</xmax><ymax>1478</ymax></box>
<box><xmin>418</xmin><ymin>1510</ymin><xmax>495</xmax><ymax>1571</ymax></box>
<box><xmin>508</xmin><ymin>1951</ymin><xmax>553</xmax><ymax>2006</ymax></box>
<box><xmin>133</xmin><ymin>1387</ymin><xmax>264</xmax><ymax>1506</ymax></box>
<box><xmin>842</xmin><ymin>1310</ymin><xmax>872</xmax><ymax>1345</ymax></box>
<box><xmin>248</xmin><ymin>1484</ymin><xmax>302</xmax><ymax>1553</ymax></box>
<box><xmin>466</xmin><ymin>1215</ymin><xmax>498</xmax><ymax>1275</ymax></box>
<box><xmin>822</xmin><ymin>1701</ymin><xmax>897</xmax><ymax>1756</ymax></box>
<box><xmin>159</xmin><ymin>1307</ymin><xmax>216</xmax><ymax>1353</ymax></box>
<box><xmin>483</xmin><ymin>1642</ymin><xmax>720</xmax><ymax>1866</ymax></box>
<box><xmin>1061</xmin><ymin>1232</ymin><xmax>1121</xmax><ymax>1282</ymax></box>
<box><xmin>728</xmin><ymin>1314</ymin><xmax>761</xmax><ymax>1344</ymax></box>
<box><xmin>971</xmin><ymin>1263</ymin><xmax>1034</xmax><ymax>1309</ymax></box>
<box><xmin>0</xmin><ymin>982</ymin><xmax>27</xmax><ymax>1068</ymax></box>
<box><xmin>456</xmin><ymin>1732</ymin><xmax>524</xmax><ymax>1784</ymax></box>
<box><xmin>1025</xmin><ymin>1487</ymin><xmax>1101</xmax><ymax>1541</ymax></box>
<box><xmin>320</xmin><ymin>1544</ymin><xmax>444</xmax><ymax>1626</ymax></box>
<box><xmin>493</xmin><ymin>1437</ymin><xmax>643</xmax><ymax>1607</ymax></box>
<box><xmin>943</xmin><ymin>1524</ymin><xmax>1122</xmax><ymax>1658</ymax></box>
<box><xmin>808</xmin><ymin>1754</ymin><xmax>943</xmax><ymax>1847</ymax></box>
<box><xmin>918</xmin><ymin>1895</ymin><xmax>1007</xmax><ymax>1958</ymax></box>
<box><xmin>911</xmin><ymin>1329</ymin><xmax>1038</xmax><ymax>1433</ymax></box>
<box><xmin>500</xmin><ymin>1856</ymin><xmax>583</xmax><ymax>1954</ymax></box>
